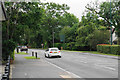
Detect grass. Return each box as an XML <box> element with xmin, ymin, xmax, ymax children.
<box><xmin>16</xmin><ymin>52</ymin><xmax>28</xmax><ymax>55</ymax></box>
<box><xmin>61</xmin><ymin>50</ymin><xmax>119</xmax><ymax>56</ymax></box>
<box><xmin>24</xmin><ymin>56</ymin><xmax>40</xmax><ymax>59</ymax></box>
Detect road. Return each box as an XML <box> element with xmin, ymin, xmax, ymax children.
<box><xmin>12</xmin><ymin>49</ymin><xmax>118</xmax><ymax>79</ymax></box>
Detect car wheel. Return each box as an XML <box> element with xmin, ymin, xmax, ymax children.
<box><xmin>48</xmin><ymin>54</ymin><xmax>50</xmax><ymax>58</ymax></box>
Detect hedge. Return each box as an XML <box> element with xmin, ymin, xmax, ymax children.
<box><xmin>2</xmin><ymin>40</ymin><xmax>16</xmax><ymax>60</ymax></box>
<box><xmin>97</xmin><ymin>45</ymin><xmax>120</xmax><ymax>55</ymax></box>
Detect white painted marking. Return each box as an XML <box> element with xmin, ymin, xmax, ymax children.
<box><xmin>95</xmin><ymin>64</ymin><xmax>116</xmax><ymax>71</ymax></box>
<box><xmin>103</xmin><ymin>66</ymin><xmax>116</xmax><ymax>71</ymax></box>
<box><xmin>60</xmin><ymin>75</ymin><xmax>72</xmax><ymax>78</ymax></box>
<box><xmin>79</xmin><ymin>57</ymin><xmax>87</xmax><ymax>59</ymax></box>
<box><xmin>25</xmin><ymin>73</ymin><xmax>27</xmax><ymax>76</ymax></box>
<box><xmin>45</xmin><ymin>60</ymin><xmax>82</xmax><ymax>78</ymax></box>
<box><xmin>80</xmin><ymin>61</ymin><xmax>87</xmax><ymax>63</ymax></box>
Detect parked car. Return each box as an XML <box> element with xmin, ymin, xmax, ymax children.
<box><xmin>20</xmin><ymin>46</ymin><xmax>28</xmax><ymax>51</ymax></box>
<box><xmin>17</xmin><ymin>46</ymin><xmax>21</xmax><ymax>48</ymax></box>
<box><xmin>44</xmin><ymin>48</ymin><xmax>61</xmax><ymax>58</ymax></box>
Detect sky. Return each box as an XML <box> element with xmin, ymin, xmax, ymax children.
<box><xmin>41</xmin><ymin>0</ymin><xmax>108</xmax><ymax>21</ymax></box>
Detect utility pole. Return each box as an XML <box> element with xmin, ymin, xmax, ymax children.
<box><xmin>110</xmin><ymin>0</ymin><xmax>112</xmax><ymax>45</ymax></box>
<box><xmin>53</xmin><ymin>29</ymin><xmax>54</xmax><ymax>47</ymax></box>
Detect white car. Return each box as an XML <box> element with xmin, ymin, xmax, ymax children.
<box><xmin>44</xmin><ymin>48</ymin><xmax>61</xmax><ymax>58</ymax></box>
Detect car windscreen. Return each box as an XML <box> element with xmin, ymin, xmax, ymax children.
<box><xmin>50</xmin><ymin>49</ymin><xmax>58</xmax><ymax>51</ymax></box>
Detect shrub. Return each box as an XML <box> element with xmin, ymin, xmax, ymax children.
<box><xmin>54</xmin><ymin>43</ymin><xmax>62</xmax><ymax>50</ymax></box>
<box><xmin>2</xmin><ymin>40</ymin><xmax>16</xmax><ymax>60</ymax></box>
<box><xmin>97</xmin><ymin>45</ymin><xmax>120</xmax><ymax>55</ymax></box>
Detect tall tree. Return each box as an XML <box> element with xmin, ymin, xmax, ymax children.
<box><xmin>85</xmin><ymin>1</ymin><xmax>120</xmax><ymax>44</ymax></box>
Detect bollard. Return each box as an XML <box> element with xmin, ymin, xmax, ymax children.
<box><xmin>35</xmin><ymin>52</ymin><xmax>37</xmax><ymax>58</ymax></box>
<box><xmin>32</xmin><ymin>51</ymin><xmax>34</xmax><ymax>56</ymax></box>
<box><xmin>26</xmin><ymin>50</ymin><xmax>28</xmax><ymax>53</ymax></box>
<box><xmin>17</xmin><ymin>48</ymin><xmax>19</xmax><ymax>53</ymax></box>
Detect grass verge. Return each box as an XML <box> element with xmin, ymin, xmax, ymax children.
<box><xmin>61</xmin><ymin>50</ymin><xmax>119</xmax><ymax>56</ymax></box>
<box><xmin>24</xmin><ymin>56</ymin><xmax>40</xmax><ymax>59</ymax></box>
<box><xmin>16</xmin><ymin>52</ymin><xmax>28</xmax><ymax>55</ymax></box>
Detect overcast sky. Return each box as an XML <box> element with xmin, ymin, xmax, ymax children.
<box><xmin>41</xmin><ymin>0</ymin><xmax>108</xmax><ymax>21</ymax></box>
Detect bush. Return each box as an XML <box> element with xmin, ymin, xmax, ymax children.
<box><xmin>97</xmin><ymin>45</ymin><xmax>120</xmax><ymax>55</ymax></box>
<box><xmin>54</xmin><ymin>43</ymin><xmax>62</xmax><ymax>50</ymax></box>
<box><xmin>2</xmin><ymin>40</ymin><xmax>16</xmax><ymax>60</ymax></box>
<box><xmin>76</xmin><ymin>46</ymin><xmax>90</xmax><ymax>51</ymax></box>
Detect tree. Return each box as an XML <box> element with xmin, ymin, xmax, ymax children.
<box><xmin>85</xmin><ymin>1</ymin><xmax>120</xmax><ymax>44</ymax></box>
<box><xmin>85</xmin><ymin>29</ymin><xmax>110</xmax><ymax>50</ymax></box>
<box><xmin>75</xmin><ymin>22</ymin><xmax>95</xmax><ymax>47</ymax></box>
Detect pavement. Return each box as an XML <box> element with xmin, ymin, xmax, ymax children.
<box><xmin>0</xmin><ymin>64</ymin><xmax>5</xmax><ymax>80</ymax></box>
<box><xmin>11</xmin><ymin>49</ymin><xmax>119</xmax><ymax>79</ymax></box>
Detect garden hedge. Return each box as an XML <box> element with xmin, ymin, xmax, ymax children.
<box><xmin>97</xmin><ymin>44</ymin><xmax>120</xmax><ymax>55</ymax></box>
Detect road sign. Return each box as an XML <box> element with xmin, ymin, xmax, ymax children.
<box><xmin>60</xmin><ymin>34</ymin><xmax>65</xmax><ymax>42</ymax></box>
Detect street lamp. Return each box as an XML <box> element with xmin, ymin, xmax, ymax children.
<box><xmin>53</xmin><ymin>30</ymin><xmax>55</xmax><ymax>47</ymax></box>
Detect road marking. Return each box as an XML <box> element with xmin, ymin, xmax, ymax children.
<box><xmin>95</xmin><ymin>64</ymin><xmax>116</xmax><ymax>71</ymax></box>
<box><xmin>25</xmin><ymin>73</ymin><xmax>27</xmax><ymax>76</ymax></box>
<box><xmin>60</xmin><ymin>75</ymin><xmax>72</xmax><ymax>78</ymax></box>
<box><xmin>103</xmin><ymin>66</ymin><xmax>116</xmax><ymax>71</ymax></box>
<box><xmin>80</xmin><ymin>61</ymin><xmax>87</xmax><ymax>63</ymax></box>
<box><xmin>45</xmin><ymin>60</ymin><xmax>81</xmax><ymax>78</ymax></box>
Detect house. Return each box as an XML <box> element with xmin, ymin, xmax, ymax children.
<box><xmin>111</xmin><ymin>26</ymin><xmax>118</xmax><ymax>44</ymax></box>
<box><xmin>0</xmin><ymin>1</ymin><xmax>7</xmax><ymax>21</ymax></box>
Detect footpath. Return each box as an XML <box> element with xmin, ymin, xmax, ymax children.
<box><xmin>0</xmin><ymin>64</ymin><xmax>4</xmax><ymax>80</ymax></box>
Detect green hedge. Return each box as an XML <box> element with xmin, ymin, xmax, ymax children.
<box><xmin>2</xmin><ymin>40</ymin><xmax>16</xmax><ymax>60</ymax></box>
<box><xmin>97</xmin><ymin>45</ymin><xmax>120</xmax><ymax>55</ymax></box>
<box><xmin>54</xmin><ymin>43</ymin><xmax>62</xmax><ymax>50</ymax></box>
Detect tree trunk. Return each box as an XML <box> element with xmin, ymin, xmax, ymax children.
<box><xmin>118</xmin><ymin>37</ymin><xmax>120</xmax><ymax>45</ymax></box>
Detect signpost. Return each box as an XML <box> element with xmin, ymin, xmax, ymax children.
<box><xmin>60</xmin><ymin>34</ymin><xmax>65</xmax><ymax>50</ymax></box>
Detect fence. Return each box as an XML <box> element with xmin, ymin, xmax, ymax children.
<box><xmin>1</xmin><ymin>56</ymin><xmax>11</xmax><ymax>80</ymax></box>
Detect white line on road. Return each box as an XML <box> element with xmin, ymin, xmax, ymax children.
<box><xmin>45</xmin><ymin>60</ymin><xmax>82</xmax><ymax>78</ymax></box>
<box><xmin>95</xmin><ymin>64</ymin><xmax>116</xmax><ymax>71</ymax></box>
<box><xmin>80</xmin><ymin>61</ymin><xmax>87</xmax><ymax>63</ymax></box>
<box><xmin>103</xmin><ymin>66</ymin><xmax>116</xmax><ymax>71</ymax></box>
<box><xmin>25</xmin><ymin>73</ymin><xmax>27</xmax><ymax>76</ymax></box>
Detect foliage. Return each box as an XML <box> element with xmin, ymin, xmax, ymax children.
<box><xmin>97</xmin><ymin>45</ymin><xmax>120</xmax><ymax>55</ymax></box>
<box><xmin>75</xmin><ymin>23</ymin><xmax>95</xmax><ymax>47</ymax></box>
<box><xmin>2</xmin><ymin>2</ymin><xmax>77</xmax><ymax>60</ymax></box>
<box><xmin>85</xmin><ymin>1</ymin><xmax>120</xmax><ymax>44</ymax></box>
<box><xmin>54</xmin><ymin>43</ymin><xmax>62</xmax><ymax>50</ymax></box>
<box><xmin>85</xmin><ymin>30</ymin><xmax>110</xmax><ymax>50</ymax></box>
<box><xmin>16</xmin><ymin>52</ymin><xmax>28</xmax><ymax>55</ymax></box>
<box><xmin>24</xmin><ymin>56</ymin><xmax>40</xmax><ymax>59</ymax></box>
<box><xmin>2</xmin><ymin>40</ymin><xmax>16</xmax><ymax>60</ymax></box>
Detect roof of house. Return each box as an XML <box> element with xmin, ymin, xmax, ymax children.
<box><xmin>0</xmin><ymin>1</ymin><xmax>7</xmax><ymax>21</ymax></box>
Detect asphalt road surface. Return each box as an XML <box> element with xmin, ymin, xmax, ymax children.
<box><xmin>12</xmin><ymin>49</ymin><xmax>118</xmax><ymax>79</ymax></box>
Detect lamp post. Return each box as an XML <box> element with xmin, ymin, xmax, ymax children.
<box><xmin>110</xmin><ymin>0</ymin><xmax>112</xmax><ymax>45</ymax></box>
<box><xmin>53</xmin><ymin>29</ymin><xmax>54</xmax><ymax>47</ymax></box>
